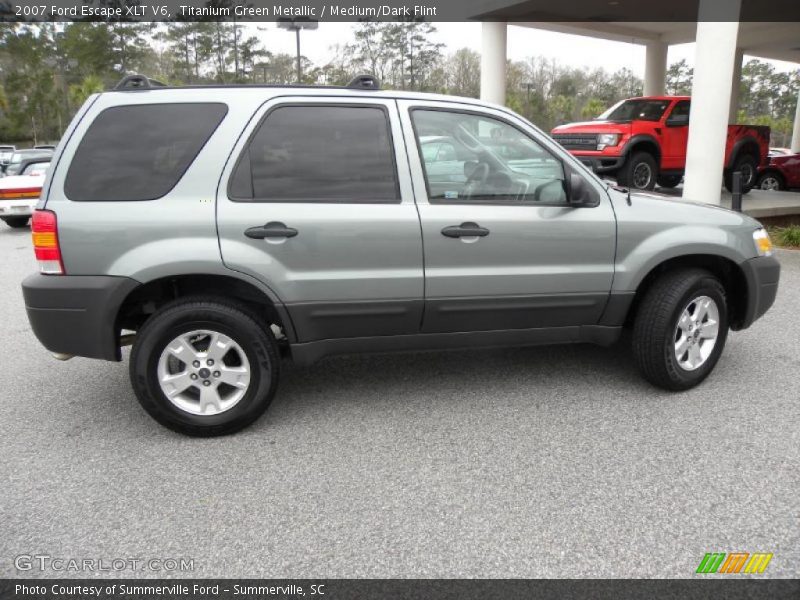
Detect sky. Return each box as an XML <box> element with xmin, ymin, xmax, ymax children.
<box><xmin>245</xmin><ymin>21</ymin><xmax>800</xmax><ymax>75</ymax></box>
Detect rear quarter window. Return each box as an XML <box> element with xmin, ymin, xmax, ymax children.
<box><xmin>64</xmin><ymin>103</ymin><xmax>228</xmax><ymax>202</ymax></box>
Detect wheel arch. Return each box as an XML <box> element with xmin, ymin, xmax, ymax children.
<box><xmin>625</xmin><ymin>254</ymin><xmax>749</xmax><ymax>330</ymax></box>
<box><xmin>623</xmin><ymin>135</ymin><xmax>661</xmax><ymax>164</ymax></box>
<box><xmin>116</xmin><ymin>273</ymin><xmax>297</xmax><ymax>344</ymax></box>
<box><xmin>727</xmin><ymin>137</ymin><xmax>762</xmax><ymax>169</ymax></box>
<box><xmin>757</xmin><ymin>168</ymin><xmax>786</xmax><ymax>187</ymax></box>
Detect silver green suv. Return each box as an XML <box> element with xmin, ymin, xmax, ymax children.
<box><xmin>22</xmin><ymin>76</ymin><xmax>780</xmax><ymax>436</ymax></box>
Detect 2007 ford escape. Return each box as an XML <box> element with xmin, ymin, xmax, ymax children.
<box><xmin>22</xmin><ymin>75</ymin><xmax>780</xmax><ymax>436</ymax></box>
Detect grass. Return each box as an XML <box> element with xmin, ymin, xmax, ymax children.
<box><xmin>767</xmin><ymin>225</ymin><xmax>800</xmax><ymax>248</ymax></box>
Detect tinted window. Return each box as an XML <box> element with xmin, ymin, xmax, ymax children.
<box><xmin>412</xmin><ymin>109</ymin><xmax>567</xmax><ymax>205</ymax></box>
<box><xmin>230</xmin><ymin>105</ymin><xmax>398</xmax><ymax>203</ymax></box>
<box><xmin>667</xmin><ymin>101</ymin><xmax>691</xmax><ymax>125</ymax></box>
<box><xmin>65</xmin><ymin>103</ymin><xmax>227</xmax><ymax>201</ymax></box>
<box><xmin>597</xmin><ymin>99</ymin><xmax>670</xmax><ymax>122</ymax></box>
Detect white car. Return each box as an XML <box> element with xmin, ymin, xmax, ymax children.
<box><xmin>0</xmin><ymin>169</ymin><xmax>46</xmax><ymax>228</ymax></box>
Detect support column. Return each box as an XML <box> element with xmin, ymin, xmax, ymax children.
<box><xmin>480</xmin><ymin>22</ymin><xmax>507</xmax><ymax>105</ymax></box>
<box><xmin>729</xmin><ymin>48</ymin><xmax>743</xmax><ymax>123</ymax></box>
<box><xmin>792</xmin><ymin>84</ymin><xmax>800</xmax><ymax>153</ymax></box>
<box><xmin>643</xmin><ymin>41</ymin><xmax>667</xmax><ymax>96</ymax></box>
<box><xmin>682</xmin><ymin>0</ymin><xmax>741</xmax><ymax>204</ymax></box>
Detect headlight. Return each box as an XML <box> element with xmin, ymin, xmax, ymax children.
<box><xmin>597</xmin><ymin>134</ymin><xmax>620</xmax><ymax>150</ymax></box>
<box><xmin>753</xmin><ymin>228</ymin><xmax>773</xmax><ymax>257</ymax></box>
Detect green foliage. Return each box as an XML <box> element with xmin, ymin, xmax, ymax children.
<box><xmin>68</xmin><ymin>75</ymin><xmax>104</xmax><ymax>108</ymax></box>
<box><xmin>0</xmin><ymin>23</ymin><xmax>797</xmax><ymax>146</ymax></box>
<box><xmin>581</xmin><ymin>98</ymin><xmax>607</xmax><ymax>119</ymax></box>
<box><xmin>771</xmin><ymin>226</ymin><xmax>800</xmax><ymax>248</ymax></box>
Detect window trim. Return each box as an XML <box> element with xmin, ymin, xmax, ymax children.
<box><xmin>408</xmin><ymin>106</ymin><xmax>580</xmax><ymax>208</ymax></box>
<box><xmin>227</xmin><ymin>102</ymin><xmax>401</xmax><ymax>204</ymax></box>
<box><xmin>64</xmin><ymin>102</ymin><xmax>228</xmax><ymax>202</ymax></box>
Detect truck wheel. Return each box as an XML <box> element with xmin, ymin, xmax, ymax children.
<box><xmin>1</xmin><ymin>216</ymin><xmax>30</xmax><ymax>228</ymax></box>
<box><xmin>724</xmin><ymin>154</ymin><xmax>758</xmax><ymax>193</ymax></box>
<box><xmin>756</xmin><ymin>171</ymin><xmax>785</xmax><ymax>191</ymax></box>
<box><xmin>130</xmin><ymin>298</ymin><xmax>280</xmax><ymax>436</ymax></box>
<box><xmin>632</xmin><ymin>268</ymin><xmax>728</xmax><ymax>391</ymax></box>
<box><xmin>617</xmin><ymin>152</ymin><xmax>657</xmax><ymax>191</ymax></box>
<box><xmin>656</xmin><ymin>174</ymin><xmax>682</xmax><ymax>189</ymax></box>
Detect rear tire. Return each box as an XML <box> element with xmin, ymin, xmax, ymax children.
<box><xmin>1</xmin><ymin>216</ymin><xmax>30</xmax><ymax>228</ymax></box>
<box><xmin>130</xmin><ymin>298</ymin><xmax>280</xmax><ymax>436</ymax></box>
<box><xmin>724</xmin><ymin>154</ymin><xmax>758</xmax><ymax>194</ymax></box>
<box><xmin>632</xmin><ymin>269</ymin><xmax>728</xmax><ymax>391</ymax></box>
<box><xmin>617</xmin><ymin>152</ymin><xmax>658</xmax><ymax>191</ymax></box>
<box><xmin>656</xmin><ymin>174</ymin><xmax>682</xmax><ymax>189</ymax></box>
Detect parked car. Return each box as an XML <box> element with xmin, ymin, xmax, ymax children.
<box><xmin>768</xmin><ymin>147</ymin><xmax>792</xmax><ymax>157</ymax></box>
<box><xmin>0</xmin><ymin>170</ymin><xmax>45</xmax><ymax>228</ymax></box>
<box><xmin>2</xmin><ymin>149</ymin><xmax>53</xmax><ymax>177</ymax></box>
<box><xmin>0</xmin><ymin>145</ymin><xmax>16</xmax><ymax>165</ymax></box>
<box><xmin>34</xmin><ymin>144</ymin><xmax>57</xmax><ymax>151</ymax></box>
<box><xmin>21</xmin><ymin>76</ymin><xmax>780</xmax><ymax>436</ymax></box>
<box><xmin>756</xmin><ymin>151</ymin><xmax>800</xmax><ymax>191</ymax></box>
<box><xmin>551</xmin><ymin>96</ymin><xmax>770</xmax><ymax>193</ymax></box>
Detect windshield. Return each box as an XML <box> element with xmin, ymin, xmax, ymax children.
<box><xmin>597</xmin><ymin>99</ymin><xmax>671</xmax><ymax>122</ymax></box>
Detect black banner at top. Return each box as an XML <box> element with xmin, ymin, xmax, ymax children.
<box><xmin>2</xmin><ymin>0</ymin><xmax>800</xmax><ymax>22</ymax></box>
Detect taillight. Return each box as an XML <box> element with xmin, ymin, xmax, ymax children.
<box><xmin>31</xmin><ymin>209</ymin><xmax>64</xmax><ymax>275</ymax></box>
<box><xmin>0</xmin><ymin>186</ymin><xmax>41</xmax><ymax>200</ymax></box>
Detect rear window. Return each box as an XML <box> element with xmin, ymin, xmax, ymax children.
<box><xmin>64</xmin><ymin>103</ymin><xmax>227</xmax><ymax>201</ymax></box>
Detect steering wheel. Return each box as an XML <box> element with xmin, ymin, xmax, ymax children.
<box><xmin>464</xmin><ymin>162</ymin><xmax>489</xmax><ymax>199</ymax></box>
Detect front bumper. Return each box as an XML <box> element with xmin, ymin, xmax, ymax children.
<box><xmin>736</xmin><ymin>255</ymin><xmax>780</xmax><ymax>330</ymax></box>
<box><xmin>572</xmin><ymin>154</ymin><xmax>626</xmax><ymax>174</ymax></box>
<box><xmin>22</xmin><ymin>274</ymin><xmax>140</xmax><ymax>361</ymax></box>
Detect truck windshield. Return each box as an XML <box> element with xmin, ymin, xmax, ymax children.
<box><xmin>597</xmin><ymin>99</ymin><xmax>670</xmax><ymax>122</ymax></box>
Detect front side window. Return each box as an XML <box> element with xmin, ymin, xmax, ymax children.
<box><xmin>64</xmin><ymin>103</ymin><xmax>227</xmax><ymax>201</ymax></box>
<box><xmin>411</xmin><ymin>109</ymin><xmax>567</xmax><ymax>205</ymax></box>
<box><xmin>229</xmin><ymin>105</ymin><xmax>398</xmax><ymax>203</ymax></box>
<box><xmin>666</xmin><ymin>101</ymin><xmax>691</xmax><ymax>126</ymax></box>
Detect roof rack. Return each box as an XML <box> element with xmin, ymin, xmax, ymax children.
<box><xmin>114</xmin><ymin>74</ymin><xmax>167</xmax><ymax>91</ymax></box>
<box><xmin>112</xmin><ymin>74</ymin><xmax>381</xmax><ymax>92</ymax></box>
<box><xmin>348</xmin><ymin>75</ymin><xmax>380</xmax><ymax>90</ymax></box>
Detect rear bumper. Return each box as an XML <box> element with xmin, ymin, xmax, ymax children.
<box><xmin>22</xmin><ymin>274</ymin><xmax>140</xmax><ymax>361</ymax></box>
<box><xmin>0</xmin><ymin>199</ymin><xmax>36</xmax><ymax>218</ymax></box>
<box><xmin>737</xmin><ymin>255</ymin><xmax>780</xmax><ymax>330</ymax></box>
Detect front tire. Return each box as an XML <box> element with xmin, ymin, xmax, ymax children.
<box><xmin>617</xmin><ymin>152</ymin><xmax>658</xmax><ymax>191</ymax></box>
<box><xmin>1</xmin><ymin>216</ymin><xmax>30</xmax><ymax>228</ymax></box>
<box><xmin>130</xmin><ymin>298</ymin><xmax>279</xmax><ymax>436</ymax></box>
<box><xmin>756</xmin><ymin>171</ymin><xmax>785</xmax><ymax>192</ymax></box>
<box><xmin>632</xmin><ymin>269</ymin><xmax>728</xmax><ymax>391</ymax></box>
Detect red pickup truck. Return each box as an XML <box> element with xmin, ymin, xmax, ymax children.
<box><xmin>551</xmin><ymin>96</ymin><xmax>770</xmax><ymax>193</ymax></box>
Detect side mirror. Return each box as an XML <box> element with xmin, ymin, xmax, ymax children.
<box><xmin>567</xmin><ymin>172</ymin><xmax>591</xmax><ymax>206</ymax></box>
<box><xmin>666</xmin><ymin>115</ymin><xmax>689</xmax><ymax>127</ymax></box>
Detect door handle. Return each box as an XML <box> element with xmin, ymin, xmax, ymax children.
<box><xmin>441</xmin><ymin>222</ymin><xmax>490</xmax><ymax>238</ymax></box>
<box><xmin>244</xmin><ymin>221</ymin><xmax>298</xmax><ymax>239</ymax></box>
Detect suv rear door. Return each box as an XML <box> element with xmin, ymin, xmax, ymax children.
<box><xmin>217</xmin><ymin>96</ymin><xmax>424</xmax><ymax>343</ymax></box>
<box><xmin>398</xmin><ymin>99</ymin><xmax>616</xmax><ymax>334</ymax></box>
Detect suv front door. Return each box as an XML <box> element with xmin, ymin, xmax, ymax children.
<box><xmin>398</xmin><ymin>100</ymin><xmax>616</xmax><ymax>334</ymax></box>
<box><xmin>217</xmin><ymin>97</ymin><xmax>423</xmax><ymax>342</ymax></box>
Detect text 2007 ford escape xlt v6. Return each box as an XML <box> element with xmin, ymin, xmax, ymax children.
<box><xmin>22</xmin><ymin>75</ymin><xmax>780</xmax><ymax>436</ymax></box>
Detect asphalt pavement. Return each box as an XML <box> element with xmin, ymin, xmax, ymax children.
<box><xmin>0</xmin><ymin>225</ymin><xmax>798</xmax><ymax>578</ymax></box>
